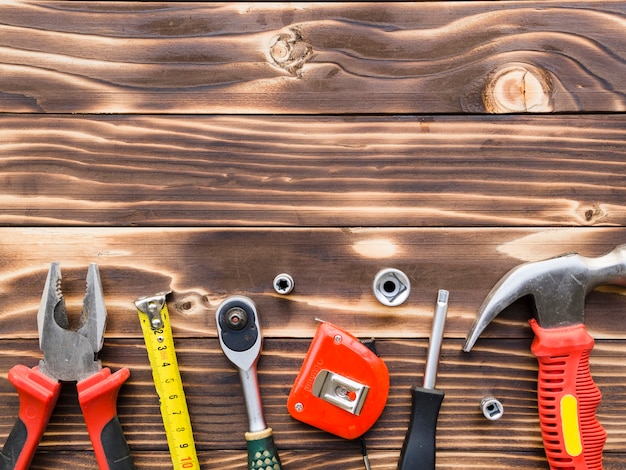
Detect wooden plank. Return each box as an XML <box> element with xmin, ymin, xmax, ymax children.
<box><xmin>25</xmin><ymin>451</ymin><xmax>626</xmax><ymax>470</ymax></box>
<box><xmin>2</xmin><ymin>337</ymin><xmax>625</xmax><ymax>469</ymax></box>
<box><xmin>1</xmin><ymin>114</ymin><xmax>625</xmax><ymax>227</ymax></box>
<box><xmin>25</xmin><ymin>452</ymin><xmax>626</xmax><ymax>469</ymax></box>
<box><xmin>3</xmin><ymin>2</ymin><xmax>625</xmax><ymax>469</ymax></box>
<box><xmin>0</xmin><ymin>227</ymin><xmax>622</xmax><ymax>468</ymax></box>
<box><xmin>0</xmin><ymin>228</ymin><xmax>623</xmax><ymax>467</ymax></box>
<box><xmin>0</xmin><ymin>227</ymin><xmax>623</xmax><ymax>340</ymax></box>
<box><xmin>1</xmin><ymin>2</ymin><xmax>625</xmax><ymax>113</ymax></box>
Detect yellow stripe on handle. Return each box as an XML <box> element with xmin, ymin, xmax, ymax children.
<box><xmin>561</xmin><ymin>394</ymin><xmax>582</xmax><ymax>457</ymax></box>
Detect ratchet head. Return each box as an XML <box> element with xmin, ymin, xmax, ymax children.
<box><xmin>463</xmin><ymin>244</ymin><xmax>626</xmax><ymax>352</ymax></box>
<box><xmin>216</xmin><ymin>296</ymin><xmax>261</xmax><ymax>372</ymax></box>
<box><xmin>37</xmin><ymin>262</ymin><xmax>107</xmax><ymax>381</ymax></box>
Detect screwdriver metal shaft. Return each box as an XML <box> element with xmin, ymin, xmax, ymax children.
<box><xmin>423</xmin><ymin>290</ymin><xmax>448</xmax><ymax>390</ymax></box>
<box><xmin>397</xmin><ymin>290</ymin><xmax>449</xmax><ymax>470</ymax></box>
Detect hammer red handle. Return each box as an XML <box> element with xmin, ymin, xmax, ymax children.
<box><xmin>530</xmin><ymin>320</ymin><xmax>606</xmax><ymax>470</ymax></box>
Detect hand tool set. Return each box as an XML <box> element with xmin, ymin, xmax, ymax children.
<box><xmin>0</xmin><ymin>244</ymin><xmax>623</xmax><ymax>469</ymax></box>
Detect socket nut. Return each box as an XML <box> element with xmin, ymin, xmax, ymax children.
<box><xmin>373</xmin><ymin>268</ymin><xmax>410</xmax><ymax>306</ymax></box>
<box><xmin>273</xmin><ymin>273</ymin><xmax>295</xmax><ymax>295</ymax></box>
<box><xmin>481</xmin><ymin>396</ymin><xmax>504</xmax><ymax>420</ymax></box>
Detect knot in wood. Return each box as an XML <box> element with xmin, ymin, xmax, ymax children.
<box><xmin>268</xmin><ymin>30</ymin><xmax>313</xmax><ymax>76</ymax></box>
<box><xmin>484</xmin><ymin>63</ymin><xmax>553</xmax><ymax>113</ymax></box>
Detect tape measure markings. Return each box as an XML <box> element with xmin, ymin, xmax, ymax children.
<box><xmin>136</xmin><ymin>292</ymin><xmax>200</xmax><ymax>470</ymax></box>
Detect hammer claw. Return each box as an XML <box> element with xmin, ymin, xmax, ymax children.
<box><xmin>464</xmin><ymin>244</ymin><xmax>626</xmax><ymax>469</ymax></box>
<box><xmin>464</xmin><ymin>244</ymin><xmax>626</xmax><ymax>352</ymax></box>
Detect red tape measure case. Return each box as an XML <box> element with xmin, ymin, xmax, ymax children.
<box><xmin>287</xmin><ymin>321</ymin><xmax>389</xmax><ymax>439</ymax></box>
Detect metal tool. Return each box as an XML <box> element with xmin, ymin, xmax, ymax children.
<box><xmin>481</xmin><ymin>396</ymin><xmax>504</xmax><ymax>421</ymax></box>
<box><xmin>0</xmin><ymin>262</ymin><xmax>134</xmax><ymax>470</ymax></box>
<box><xmin>463</xmin><ymin>245</ymin><xmax>626</xmax><ymax>470</ymax></box>
<box><xmin>398</xmin><ymin>289</ymin><xmax>449</xmax><ymax>470</ymax></box>
<box><xmin>273</xmin><ymin>273</ymin><xmax>294</xmax><ymax>295</ymax></box>
<box><xmin>135</xmin><ymin>291</ymin><xmax>199</xmax><ymax>470</ymax></box>
<box><xmin>216</xmin><ymin>296</ymin><xmax>281</xmax><ymax>470</ymax></box>
<box><xmin>373</xmin><ymin>268</ymin><xmax>411</xmax><ymax>306</ymax></box>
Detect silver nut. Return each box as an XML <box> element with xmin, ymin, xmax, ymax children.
<box><xmin>373</xmin><ymin>268</ymin><xmax>410</xmax><ymax>306</ymax></box>
<box><xmin>481</xmin><ymin>396</ymin><xmax>504</xmax><ymax>420</ymax></box>
<box><xmin>273</xmin><ymin>273</ymin><xmax>294</xmax><ymax>294</ymax></box>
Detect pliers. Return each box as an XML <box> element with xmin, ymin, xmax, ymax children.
<box><xmin>0</xmin><ymin>262</ymin><xmax>135</xmax><ymax>470</ymax></box>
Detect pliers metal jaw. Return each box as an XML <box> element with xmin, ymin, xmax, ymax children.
<box><xmin>38</xmin><ymin>261</ymin><xmax>106</xmax><ymax>382</ymax></box>
<box><xmin>0</xmin><ymin>262</ymin><xmax>134</xmax><ymax>470</ymax></box>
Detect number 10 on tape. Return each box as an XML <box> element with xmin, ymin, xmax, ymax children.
<box><xmin>135</xmin><ymin>291</ymin><xmax>200</xmax><ymax>470</ymax></box>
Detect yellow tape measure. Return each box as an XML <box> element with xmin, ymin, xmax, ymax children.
<box><xmin>135</xmin><ymin>291</ymin><xmax>200</xmax><ymax>470</ymax></box>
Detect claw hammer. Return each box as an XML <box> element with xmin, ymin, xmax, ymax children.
<box><xmin>463</xmin><ymin>245</ymin><xmax>626</xmax><ymax>470</ymax></box>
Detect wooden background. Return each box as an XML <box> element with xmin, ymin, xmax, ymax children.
<box><xmin>0</xmin><ymin>2</ymin><xmax>625</xmax><ymax>469</ymax></box>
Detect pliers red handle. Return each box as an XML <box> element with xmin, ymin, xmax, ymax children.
<box><xmin>77</xmin><ymin>367</ymin><xmax>133</xmax><ymax>469</ymax></box>
<box><xmin>0</xmin><ymin>263</ymin><xmax>134</xmax><ymax>470</ymax></box>
<box><xmin>0</xmin><ymin>366</ymin><xmax>60</xmax><ymax>470</ymax></box>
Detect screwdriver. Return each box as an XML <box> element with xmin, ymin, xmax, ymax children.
<box><xmin>398</xmin><ymin>289</ymin><xmax>449</xmax><ymax>470</ymax></box>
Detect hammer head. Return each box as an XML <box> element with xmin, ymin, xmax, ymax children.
<box><xmin>463</xmin><ymin>245</ymin><xmax>626</xmax><ymax>352</ymax></box>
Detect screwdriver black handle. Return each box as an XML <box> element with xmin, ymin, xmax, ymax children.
<box><xmin>397</xmin><ymin>386</ymin><xmax>445</xmax><ymax>470</ymax></box>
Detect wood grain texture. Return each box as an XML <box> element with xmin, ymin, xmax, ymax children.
<box><xmin>0</xmin><ymin>227</ymin><xmax>624</xmax><ymax>468</ymax></box>
<box><xmin>1</xmin><ymin>114</ymin><xmax>624</xmax><ymax>227</ymax></box>
<box><xmin>22</xmin><ymin>451</ymin><xmax>626</xmax><ymax>470</ymax></box>
<box><xmin>1</xmin><ymin>336</ymin><xmax>625</xmax><ymax>469</ymax></box>
<box><xmin>0</xmin><ymin>227</ymin><xmax>623</xmax><ymax>340</ymax></box>
<box><xmin>2</xmin><ymin>1</ymin><xmax>626</xmax><ymax>468</ymax></box>
<box><xmin>0</xmin><ymin>1</ymin><xmax>625</xmax><ymax>113</ymax></box>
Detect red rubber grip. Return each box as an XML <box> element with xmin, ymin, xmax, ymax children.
<box><xmin>3</xmin><ymin>365</ymin><xmax>61</xmax><ymax>470</ymax></box>
<box><xmin>530</xmin><ymin>320</ymin><xmax>606</xmax><ymax>470</ymax></box>
<box><xmin>77</xmin><ymin>367</ymin><xmax>133</xmax><ymax>470</ymax></box>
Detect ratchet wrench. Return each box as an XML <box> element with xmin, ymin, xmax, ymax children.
<box><xmin>216</xmin><ymin>296</ymin><xmax>282</xmax><ymax>470</ymax></box>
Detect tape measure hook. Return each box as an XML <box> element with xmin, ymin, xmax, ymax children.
<box><xmin>134</xmin><ymin>290</ymin><xmax>171</xmax><ymax>330</ymax></box>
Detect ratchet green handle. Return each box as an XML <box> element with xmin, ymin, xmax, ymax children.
<box><xmin>245</xmin><ymin>428</ymin><xmax>281</xmax><ymax>470</ymax></box>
